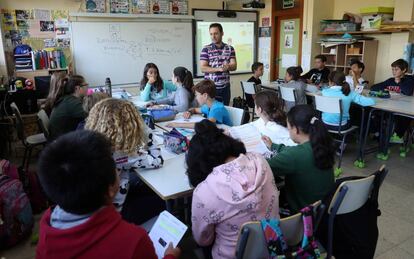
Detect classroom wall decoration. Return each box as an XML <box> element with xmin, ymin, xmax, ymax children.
<box><xmin>131</xmin><ymin>0</ymin><xmax>150</xmax><ymax>14</ymax></box>
<box><xmin>110</xmin><ymin>0</ymin><xmax>130</xmax><ymax>14</ymax></box>
<box><xmin>83</xmin><ymin>0</ymin><xmax>188</xmax><ymax>15</ymax></box>
<box><xmin>86</xmin><ymin>0</ymin><xmax>107</xmax><ymax>13</ymax></box>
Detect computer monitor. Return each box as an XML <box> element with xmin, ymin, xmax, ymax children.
<box><xmin>35</xmin><ymin>76</ymin><xmax>51</xmax><ymax>99</ymax></box>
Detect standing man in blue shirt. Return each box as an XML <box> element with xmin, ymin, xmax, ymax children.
<box><xmin>199</xmin><ymin>23</ymin><xmax>237</xmax><ymax>105</ymax></box>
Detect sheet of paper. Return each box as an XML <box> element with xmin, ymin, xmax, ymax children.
<box><xmin>229</xmin><ymin>124</ymin><xmax>270</xmax><ymax>155</ymax></box>
<box><xmin>281</xmin><ymin>54</ymin><xmax>297</xmax><ymax>68</ymax></box>
<box><xmin>149</xmin><ymin>210</ymin><xmax>188</xmax><ymax>259</ymax></box>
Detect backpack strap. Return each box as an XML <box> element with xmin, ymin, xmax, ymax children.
<box><xmin>260</xmin><ymin>218</ymin><xmax>288</xmax><ymax>257</ymax></box>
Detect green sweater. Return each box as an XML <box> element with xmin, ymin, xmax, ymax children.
<box><xmin>49</xmin><ymin>95</ymin><xmax>86</xmax><ymax>140</ymax></box>
<box><xmin>267</xmin><ymin>141</ymin><xmax>334</xmax><ymax>213</ymax></box>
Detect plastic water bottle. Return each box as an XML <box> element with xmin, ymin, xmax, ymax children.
<box><xmin>105</xmin><ymin>77</ymin><xmax>112</xmax><ymax>97</ymax></box>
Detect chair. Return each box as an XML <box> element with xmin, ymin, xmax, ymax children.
<box><xmin>235</xmin><ymin>201</ymin><xmax>325</xmax><ymax>259</ymax></box>
<box><xmin>10</xmin><ymin>103</ymin><xmax>47</xmax><ymax>171</ymax></box>
<box><xmin>37</xmin><ymin>109</ymin><xmax>50</xmax><ymax>140</ymax></box>
<box><xmin>325</xmin><ymin>166</ymin><xmax>388</xmax><ymax>259</ymax></box>
<box><xmin>279</xmin><ymin>86</ymin><xmax>297</xmax><ymax>111</ymax></box>
<box><xmin>240</xmin><ymin>81</ymin><xmax>261</xmax><ymax>121</ymax></box>
<box><xmin>314</xmin><ymin>95</ymin><xmax>359</xmax><ymax>176</ymax></box>
<box><xmin>226</xmin><ymin>106</ymin><xmax>245</xmax><ymax>126</ymax></box>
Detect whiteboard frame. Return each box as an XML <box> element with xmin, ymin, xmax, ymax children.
<box><xmin>69</xmin><ymin>12</ymin><xmax>195</xmax><ymax>86</ymax></box>
<box><xmin>192</xmin><ymin>9</ymin><xmax>258</xmax><ymax>78</ymax></box>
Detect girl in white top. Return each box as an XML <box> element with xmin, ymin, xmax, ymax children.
<box><xmin>251</xmin><ymin>90</ymin><xmax>296</xmax><ymax>146</ymax></box>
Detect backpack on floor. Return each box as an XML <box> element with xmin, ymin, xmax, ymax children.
<box><xmin>0</xmin><ymin>175</ymin><xmax>34</xmax><ymax>248</ymax></box>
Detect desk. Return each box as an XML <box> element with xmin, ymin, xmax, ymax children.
<box><xmin>260</xmin><ymin>82</ymin><xmax>320</xmax><ymax>97</ymax></box>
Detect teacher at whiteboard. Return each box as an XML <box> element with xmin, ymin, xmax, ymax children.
<box><xmin>199</xmin><ymin>23</ymin><xmax>237</xmax><ymax>105</ymax></box>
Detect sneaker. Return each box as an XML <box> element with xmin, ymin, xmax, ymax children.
<box><xmin>335</xmin><ymin>143</ymin><xmax>347</xmax><ymax>156</ymax></box>
<box><xmin>390</xmin><ymin>133</ymin><xmax>404</xmax><ymax>144</ymax></box>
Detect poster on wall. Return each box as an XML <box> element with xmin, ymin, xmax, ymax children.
<box><xmin>171</xmin><ymin>0</ymin><xmax>188</xmax><ymax>15</ymax></box>
<box><xmin>110</xmin><ymin>0</ymin><xmax>130</xmax><ymax>13</ymax></box>
<box><xmin>131</xmin><ymin>0</ymin><xmax>150</xmax><ymax>14</ymax></box>
<box><xmin>284</xmin><ymin>21</ymin><xmax>295</xmax><ymax>32</ymax></box>
<box><xmin>151</xmin><ymin>0</ymin><xmax>170</xmax><ymax>14</ymax></box>
<box><xmin>261</xmin><ymin>17</ymin><xmax>270</xmax><ymax>27</ymax></box>
<box><xmin>1</xmin><ymin>9</ymin><xmax>16</xmax><ymax>31</ymax></box>
<box><xmin>85</xmin><ymin>0</ymin><xmax>106</xmax><ymax>13</ymax></box>
<box><xmin>284</xmin><ymin>34</ymin><xmax>293</xmax><ymax>48</ymax></box>
<box><xmin>259</xmin><ymin>27</ymin><xmax>271</xmax><ymax>37</ymax></box>
<box><xmin>33</xmin><ymin>9</ymin><xmax>51</xmax><ymax>20</ymax></box>
<box><xmin>282</xmin><ymin>0</ymin><xmax>295</xmax><ymax>9</ymax></box>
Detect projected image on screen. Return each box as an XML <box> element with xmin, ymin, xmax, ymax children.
<box><xmin>196</xmin><ymin>22</ymin><xmax>255</xmax><ymax>76</ymax></box>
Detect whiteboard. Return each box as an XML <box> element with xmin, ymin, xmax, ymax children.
<box><xmin>71</xmin><ymin>19</ymin><xmax>193</xmax><ymax>86</ymax></box>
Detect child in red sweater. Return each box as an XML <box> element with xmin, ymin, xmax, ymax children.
<box><xmin>36</xmin><ymin>130</ymin><xmax>180</xmax><ymax>259</ymax></box>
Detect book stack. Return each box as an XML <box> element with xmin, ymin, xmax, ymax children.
<box><xmin>15</xmin><ymin>51</ymin><xmax>33</xmax><ymax>72</ymax></box>
<box><xmin>32</xmin><ymin>49</ymin><xmax>67</xmax><ymax>70</ymax></box>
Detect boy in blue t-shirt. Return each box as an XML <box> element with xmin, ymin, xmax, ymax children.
<box><xmin>167</xmin><ymin>79</ymin><xmax>232</xmax><ymax>128</ymax></box>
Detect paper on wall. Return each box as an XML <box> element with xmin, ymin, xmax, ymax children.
<box><xmin>281</xmin><ymin>54</ymin><xmax>297</xmax><ymax>68</ymax></box>
<box><xmin>149</xmin><ymin>210</ymin><xmax>188</xmax><ymax>259</ymax></box>
<box><xmin>33</xmin><ymin>9</ymin><xmax>51</xmax><ymax>20</ymax></box>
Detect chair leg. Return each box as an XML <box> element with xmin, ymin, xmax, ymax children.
<box><xmin>25</xmin><ymin>146</ymin><xmax>33</xmax><ymax>173</ymax></box>
<box><xmin>21</xmin><ymin>146</ymin><xmax>28</xmax><ymax>170</ymax></box>
<box><xmin>338</xmin><ymin>134</ymin><xmax>347</xmax><ymax>169</ymax></box>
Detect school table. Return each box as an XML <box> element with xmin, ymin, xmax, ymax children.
<box><xmin>356</xmin><ymin>94</ymin><xmax>414</xmax><ymax>166</ymax></box>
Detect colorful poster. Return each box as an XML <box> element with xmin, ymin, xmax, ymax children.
<box><xmin>110</xmin><ymin>0</ymin><xmax>129</xmax><ymax>13</ymax></box>
<box><xmin>85</xmin><ymin>0</ymin><xmax>106</xmax><ymax>13</ymax></box>
<box><xmin>1</xmin><ymin>9</ymin><xmax>16</xmax><ymax>31</ymax></box>
<box><xmin>57</xmin><ymin>38</ymin><xmax>71</xmax><ymax>48</ymax></box>
<box><xmin>284</xmin><ymin>34</ymin><xmax>293</xmax><ymax>48</ymax></box>
<box><xmin>51</xmin><ymin>10</ymin><xmax>69</xmax><ymax>20</ymax></box>
<box><xmin>131</xmin><ymin>0</ymin><xmax>150</xmax><ymax>14</ymax></box>
<box><xmin>40</xmin><ymin>21</ymin><xmax>55</xmax><ymax>32</ymax></box>
<box><xmin>262</xmin><ymin>17</ymin><xmax>270</xmax><ymax>27</ymax></box>
<box><xmin>284</xmin><ymin>21</ymin><xmax>295</xmax><ymax>32</ymax></box>
<box><xmin>171</xmin><ymin>0</ymin><xmax>188</xmax><ymax>15</ymax></box>
<box><xmin>151</xmin><ymin>0</ymin><xmax>170</xmax><ymax>14</ymax></box>
<box><xmin>15</xmin><ymin>10</ymin><xmax>32</xmax><ymax>20</ymax></box>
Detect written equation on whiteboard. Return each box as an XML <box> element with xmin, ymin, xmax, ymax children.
<box><xmin>96</xmin><ymin>24</ymin><xmax>184</xmax><ymax>59</ymax></box>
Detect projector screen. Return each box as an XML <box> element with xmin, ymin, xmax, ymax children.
<box><xmin>195</xmin><ymin>21</ymin><xmax>256</xmax><ymax>76</ymax></box>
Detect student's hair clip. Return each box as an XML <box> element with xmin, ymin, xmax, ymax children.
<box><xmin>310</xmin><ymin>117</ymin><xmax>319</xmax><ymax>125</ymax></box>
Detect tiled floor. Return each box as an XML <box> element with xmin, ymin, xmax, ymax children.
<box><xmin>1</xmin><ymin>141</ymin><xmax>414</xmax><ymax>259</ymax></box>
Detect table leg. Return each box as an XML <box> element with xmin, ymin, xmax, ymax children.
<box><xmin>356</xmin><ymin>108</ymin><xmax>377</xmax><ymax>168</ymax></box>
<box><xmin>354</xmin><ymin>107</ymin><xmax>366</xmax><ymax>168</ymax></box>
<box><xmin>165</xmin><ymin>199</ymin><xmax>173</xmax><ymax>212</ymax></box>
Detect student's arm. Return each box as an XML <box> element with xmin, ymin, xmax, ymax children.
<box><xmin>140</xmin><ymin>83</ymin><xmax>153</xmax><ymax>101</ymax></box>
<box><xmin>370</xmin><ymin>79</ymin><xmax>390</xmax><ymax>92</ymax></box>
<box><xmin>170</xmin><ymin>89</ymin><xmax>190</xmax><ymax>112</ymax></box>
<box><xmin>191</xmin><ymin>193</ymin><xmax>216</xmax><ymax>247</ymax></box>
<box><xmin>164</xmin><ymin>80</ymin><xmax>177</xmax><ymax>92</ymax></box>
<box><xmin>266</xmin><ymin>144</ymin><xmax>298</xmax><ymax>176</ymax></box>
<box><xmin>132</xmin><ymin>232</ymin><xmax>158</xmax><ymax>259</ymax></box>
<box><xmin>350</xmin><ymin>92</ymin><xmax>376</xmax><ymax>106</ymax></box>
<box><xmin>301</xmin><ymin>70</ymin><xmax>312</xmax><ymax>80</ymax></box>
<box><xmin>207</xmin><ymin>106</ymin><xmax>223</xmax><ymax>124</ymax></box>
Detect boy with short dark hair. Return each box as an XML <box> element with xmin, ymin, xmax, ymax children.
<box><xmin>246</xmin><ymin>62</ymin><xmax>264</xmax><ymax>107</ymax></box>
<box><xmin>371</xmin><ymin>59</ymin><xmax>414</xmax><ymax>147</ymax></box>
<box><xmin>36</xmin><ymin>130</ymin><xmax>180</xmax><ymax>259</ymax></box>
<box><xmin>301</xmin><ymin>55</ymin><xmax>330</xmax><ymax>85</ymax></box>
<box><xmin>346</xmin><ymin>59</ymin><xmax>366</xmax><ymax>92</ymax></box>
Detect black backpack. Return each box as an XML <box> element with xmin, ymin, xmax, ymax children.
<box><xmin>232</xmin><ymin>97</ymin><xmax>250</xmax><ymax>124</ymax></box>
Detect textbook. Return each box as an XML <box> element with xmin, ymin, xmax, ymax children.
<box><xmin>149</xmin><ymin>210</ymin><xmax>187</xmax><ymax>258</ymax></box>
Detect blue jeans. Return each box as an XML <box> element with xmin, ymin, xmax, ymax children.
<box><xmin>215</xmin><ymin>83</ymin><xmax>231</xmax><ymax>105</ymax></box>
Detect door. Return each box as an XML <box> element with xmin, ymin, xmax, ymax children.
<box><xmin>276</xmin><ymin>17</ymin><xmax>301</xmax><ymax>79</ymax></box>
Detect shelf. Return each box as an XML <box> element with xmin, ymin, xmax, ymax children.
<box><xmin>346</xmin><ymin>54</ymin><xmax>362</xmax><ymax>56</ymax></box>
<box><xmin>321</xmin><ymin>53</ymin><xmax>337</xmax><ymax>55</ymax></box>
<box><xmin>319</xmin><ymin>29</ymin><xmax>412</xmax><ymax>35</ymax></box>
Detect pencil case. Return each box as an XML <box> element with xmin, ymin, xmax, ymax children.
<box><xmin>163</xmin><ymin>128</ymin><xmax>189</xmax><ymax>154</ymax></box>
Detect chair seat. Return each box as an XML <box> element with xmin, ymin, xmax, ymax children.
<box><xmin>26</xmin><ymin>133</ymin><xmax>47</xmax><ymax>145</ymax></box>
<box><xmin>328</xmin><ymin>126</ymin><xmax>358</xmax><ymax>135</ymax></box>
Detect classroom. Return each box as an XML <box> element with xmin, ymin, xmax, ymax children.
<box><xmin>0</xmin><ymin>0</ymin><xmax>413</xmax><ymax>258</ymax></box>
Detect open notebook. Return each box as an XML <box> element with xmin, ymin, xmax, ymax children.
<box><xmin>229</xmin><ymin>124</ymin><xmax>271</xmax><ymax>156</ymax></box>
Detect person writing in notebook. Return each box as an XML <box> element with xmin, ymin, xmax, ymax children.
<box><xmin>200</xmin><ymin>23</ymin><xmax>237</xmax><ymax>105</ymax></box>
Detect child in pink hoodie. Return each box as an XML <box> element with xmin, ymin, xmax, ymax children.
<box><xmin>186</xmin><ymin>120</ymin><xmax>280</xmax><ymax>259</ymax></box>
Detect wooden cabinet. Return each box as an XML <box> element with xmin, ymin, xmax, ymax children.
<box><xmin>320</xmin><ymin>40</ymin><xmax>378</xmax><ymax>85</ymax></box>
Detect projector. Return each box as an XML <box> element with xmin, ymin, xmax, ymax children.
<box><xmin>242</xmin><ymin>0</ymin><xmax>265</xmax><ymax>9</ymax></box>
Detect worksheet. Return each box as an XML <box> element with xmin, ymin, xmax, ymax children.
<box><xmin>229</xmin><ymin>124</ymin><xmax>270</xmax><ymax>155</ymax></box>
<box><xmin>149</xmin><ymin>210</ymin><xmax>188</xmax><ymax>258</ymax></box>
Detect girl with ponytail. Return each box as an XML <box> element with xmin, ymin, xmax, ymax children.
<box><xmin>262</xmin><ymin>104</ymin><xmax>335</xmax><ymax>213</ymax></box>
<box><xmin>322</xmin><ymin>70</ymin><xmax>375</xmax><ymax>131</ymax></box>
<box><xmin>149</xmin><ymin>66</ymin><xmax>195</xmax><ymax>112</ymax></box>
<box><xmin>252</xmin><ymin>90</ymin><xmax>296</xmax><ymax>146</ymax></box>
<box><xmin>282</xmin><ymin>66</ymin><xmax>307</xmax><ymax>110</ymax></box>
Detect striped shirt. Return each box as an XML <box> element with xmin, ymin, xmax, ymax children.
<box><xmin>200</xmin><ymin>43</ymin><xmax>236</xmax><ymax>88</ymax></box>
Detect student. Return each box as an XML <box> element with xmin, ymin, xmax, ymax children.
<box><xmin>282</xmin><ymin>66</ymin><xmax>307</xmax><ymax>110</ymax></box>
<box><xmin>140</xmin><ymin>63</ymin><xmax>177</xmax><ymax>102</ymax></box>
<box><xmin>42</xmin><ymin>71</ymin><xmax>67</xmax><ymax>116</ymax></box>
<box><xmin>167</xmin><ymin>79</ymin><xmax>232</xmax><ymax>128</ymax></box>
<box><xmin>85</xmin><ymin>98</ymin><xmax>163</xmax><ymax>213</ymax></box>
<box><xmin>187</xmin><ymin>120</ymin><xmax>279</xmax><ymax>259</ymax></box>
<box><xmin>345</xmin><ymin>59</ymin><xmax>366</xmax><ymax>92</ymax></box>
<box><xmin>76</xmin><ymin>92</ymin><xmax>110</xmax><ymax>130</ymax></box>
<box><xmin>48</xmin><ymin>75</ymin><xmax>88</xmax><ymax>140</ymax></box>
<box><xmin>149</xmin><ymin>66</ymin><xmax>195</xmax><ymax>112</ymax></box>
<box><xmin>371</xmin><ymin>59</ymin><xmax>414</xmax><ymax>143</ymax></box>
<box><xmin>301</xmin><ymin>55</ymin><xmax>330</xmax><ymax>85</ymax></box>
<box><xmin>263</xmin><ymin>105</ymin><xmax>335</xmax><ymax>213</ymax></box>
<box><xmin>322</xmin><ymin>70</ymin><xmax>375</xmax><ymax>131</ymax></box>
<box><xmin>36</xmin><ymin>130</ymin><xmax>180</xmax><ymax>259</ymax></box>
<box><xmin>251</xmin><ymin>90</ymin><xmax>296</xmax><ymax>146</ymax></box>
<box><xmin>245</xmin><ymin>62</ymin><xmax>264</xmax><ymax>107</ymax></box>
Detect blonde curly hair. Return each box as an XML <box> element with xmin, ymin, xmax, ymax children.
<box><xmin>85</xmin><ymin>98</ymin><xmax>147</xmax><ymax>155</ymax></box>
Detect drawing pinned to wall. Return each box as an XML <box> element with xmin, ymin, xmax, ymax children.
<box><xmin>262</xmin><ymin>17</ymin><xmax>270</xmax><ymax>27</ymax></box>
<box><xmin>131</xmin><ymin>0</ymin><xmax>150</xmax><ymax>14</ymax></box>
<box><xmin>33</xmin><ymin>9</ymin><xmax>51</xmax><ymax>20</ymax></box>
<box><xmin>44</xmin><ymin>38</ymin><xmax>56</xmax><ymax>48</ymax></box>
<box><xmin>284</xmin><ymin>34</ymin><xmax>293</xmax><ymax>48</ymax></box>
<box><xmin>40</xmin><ymin>21</ymin><xmax>54</xmax><ymax>32</ymax></box>
<box><xmin>151</xmin><ymin>0</ymin><xmax>170</xmax><ymax>14</ymax></box>
<box><xmin>171</xmin><ymin>0</ymin><xmax>188</xmax><ymax>15</ymax></box>
<box><xmin>15</xmin><ymin>10</ymin><xmax>32</xmax><ymax>20</ymax></box>
<box><xmin>1</xmin><ymin>9</ymin><xmax>16</xmax><ymax>31</ymax></box>
<box><xmin>86</xmin><ymin>0</ymin><xmax>106</xmax><ymax>13</ymax></box>
<box><xmin>284</xmin><ymin>21</ymin><xmax>295</xmax><ymax>32</ymax></box>
<box><xmin>259</xmin><ymin>27</ymin><xmax>271</xmax><ymax>37</ymax></box>
<box><xmin>110</xmin><ymin>0</ymin><xmax>129</xmax><ymax>13</ymax></box>
<box><xmin>51</xmin><ymin>10</ymin><xmax>69</xmax><ymax>20</ymax></box>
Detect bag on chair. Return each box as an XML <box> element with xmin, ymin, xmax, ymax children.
<box><xmin>232</xmin><ymin>97</ymin><xmax>250</xmax><ymax>124</ymax></box>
